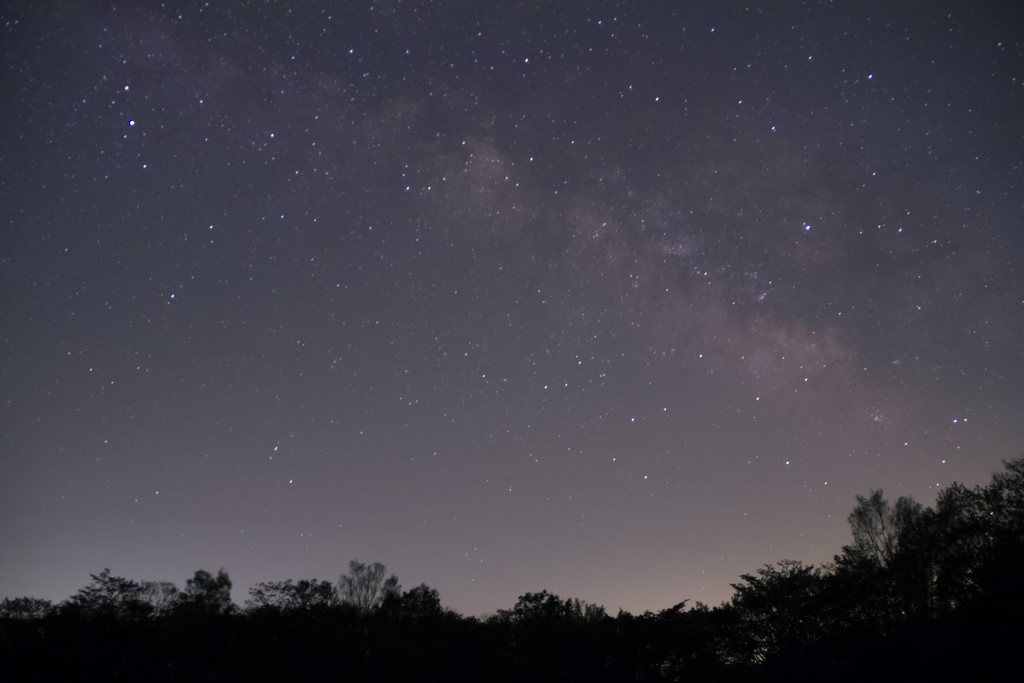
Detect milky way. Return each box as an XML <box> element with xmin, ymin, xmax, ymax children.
<box><xmin>2</xmin><ymin>0</ymin><xmax>1022</xmax><ymax>616</ymax></box>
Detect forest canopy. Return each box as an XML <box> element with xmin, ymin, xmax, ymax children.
<box><xmin>3</xmin><ymin>459</ymin><xmax>1022</xmax><ymax>681</ymax></box>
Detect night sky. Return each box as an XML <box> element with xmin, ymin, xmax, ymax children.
<box><xmin>3</xmin><ymin>0</ymin><xmax>1023</xmax><ymax>618</ymax></box>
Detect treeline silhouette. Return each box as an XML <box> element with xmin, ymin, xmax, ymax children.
<box><xmin>3</xmin><ymin>459</ymin><xmax>1022</xmax><ymax>681</ymax></box>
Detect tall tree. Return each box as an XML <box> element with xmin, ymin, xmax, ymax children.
<box><xmin>140</xmin><ymin>581</ymin><xmax>179</xmax><ymax>617</ymax></box>
<box><xmin>847</xmin><ymin>490</ymin><xmax>922</xmax><ymax>566</ymax></box>
<box><xmin>338</xmin><ymin>560</ymin><xmax>399</xmax><ymax>613</ymax></box>
<box><xmin>494</xmin><ymin>590</ymin><xmax>566</xmax><ymax>625</ymax></box>
<box><xmin>728</xmin><ymin>560</ymin><xmax>828</xmax><ymax>665</ymax></box>
<box><xmin>176</xmin><ymin>569</ymin><xmax>233</xmax><ymax>616</ymax></box>
<box><xmin>68</xmin><ymin>568</ymin><xmax>150</xmax><ymax>619</ymax></box>
<box><xmin>379</xmin><ymin>583</ymin><xmax>446</xmax><ymax>622</ymax></box>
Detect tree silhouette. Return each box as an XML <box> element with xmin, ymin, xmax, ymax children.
<box><xmin>176</xmin><ymin>568</ymin><xmax>233</xmax><ymax>616</ymax></box>
<box><xmin>493</xmin><ymin>590</ymin><xmax>607</xmax><ymax>627</ymax></box>
<box><xmin>0</xmin><ymin>597</ymin><xmax>54</xmax><ymax>620</ymax></box>
<box><xmin>847</xmin><ymin>490</ymin><xmax>922</xmax><ymax>566</ymax></box>
<box><xmin>140</xmin><ymin>580</ymin><xmax>179</xmax><ymax>617</ymax></box>
<box><xmin>892</xmin><ymin>458</ymin><xmax>1024</xmax><ymax>616</ymax></box>
<box><xmin>246</xmin><ymin>579</ymin><xmax>339</xmax><ymax>613</ymax></box>
<box><xmin>67</xmin><ymin>568</ymin><xmax>151</xmax><ymax>620</ymax></box>
<box><xmin>2</xmin><ymin>462</ymin><xmax>1022</xmax><ymax>681</ymax></box>
<box><xmin>494</xmin><ymin>590</ymin><xmax>566</xmax><ymax>626</ymax></box>
<box><xmin>379</xmin><ymin>583</ymin><xmax>446</xmax><ymax>622</ymax></box>
<box><xmin>728</xmin><ymin>560</ymin><xmax>827</xmax><ymax>664</ymax></box>
<box><xmin>337</xmin><ymin>560</ymin><xmax>399</xmax><ymax>613</ymax></box>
